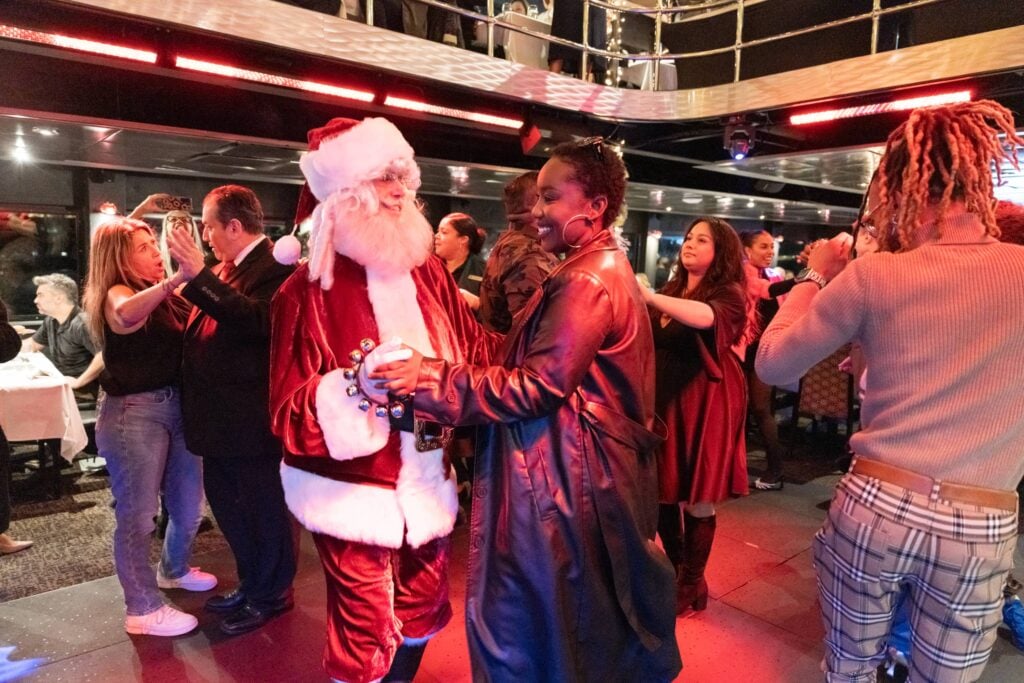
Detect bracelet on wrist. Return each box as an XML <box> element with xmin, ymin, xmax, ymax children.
<box><xmin>343</xmin><ymin>338</ymin><xmax>408</xmax><ymax>419</ymax></box>
<box><xmin>795</xmin><ymin>267</ymin><xmax>827</xmax><ymax>289</ymax></box>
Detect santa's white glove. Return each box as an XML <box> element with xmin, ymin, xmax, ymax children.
<box><xmin>359</xmin><ymin>337</ymin><xmax>413</xmax><ymax>402</ymax></box>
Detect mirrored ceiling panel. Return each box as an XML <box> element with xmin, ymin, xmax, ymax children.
<box><xmin>699</xmin><ymin>138</ymin><xmax>1024</xmax><ymax>206</ymax></box>
<box><xmin>1</xmin><ymin>111</ymin><xmax>860</xmax><ymax>225</ymax></box>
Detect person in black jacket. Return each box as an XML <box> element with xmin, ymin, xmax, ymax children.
<box><xmin>0</xmin><ymin>301</ymin><xmax>32</xmax><ymax>554</ymax></box>
<box><xmin>166</xmin><ymin>185</ymin><xmax>297</xmax><ymax>636</ymax></box>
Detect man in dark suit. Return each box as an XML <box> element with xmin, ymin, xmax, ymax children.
<box><xmin>166</xmin><ymin>185</ymin><xmax>296</xmax><ymax>636</ymax></box>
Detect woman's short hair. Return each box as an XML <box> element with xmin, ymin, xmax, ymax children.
<box><xmin>31</xmin><ymin>273</ymin><xmax>78</xmax><ymax>305</ymax></box>
<box><xmin>442</xmin><ymin>212</ymin><xmax>486</xmax><ymax>255</ymax></box>
<box><xmin>503</xmin><ymin>171</ymin><xmax>539</xmax><ymax>218</ymax></box>
<box><xmin>550</xmin><ymin>138</ymin><xmax>627</xmax><ymax>228</ymax></box>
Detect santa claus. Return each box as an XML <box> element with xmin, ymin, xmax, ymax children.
<box><xmin>268</xmin><ymin>117</ymin><xmax>498</xmax><ymax>683</ymax></box>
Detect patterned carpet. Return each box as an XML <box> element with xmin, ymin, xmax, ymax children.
<box><xmin>2</xmin><ymin>471</ymin><xmax>228</xmax><ymax>603</ymax></box>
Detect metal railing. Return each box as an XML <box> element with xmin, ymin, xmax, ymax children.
<box><xmin>357</xmin><ymin>0</ymin><xmax>950</xmax><ymax>92</ymax></box>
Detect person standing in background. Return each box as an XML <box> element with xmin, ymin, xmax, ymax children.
<box><xmin>642</xmin><ymin>217</ymin><xmax>750</xmax><ymax>616</ymax></box>
<box><xmin>740</xmin><ymin>230</ymin><xmax>796</xmax><ymax>491</ymax></box>
<box><xmin>434</xmin><ymin>212</ymin><xmax>487</xmax><ymax>310</ymax></box>
<box><xmin>166</xmin><ymin>185</ymin><xmax>297</xmax><ymax>636</ymax></box>
<box><xmin>478</xmin><ymin>171</ymin><xmax>557</xmax><ymax>334</ymax></box>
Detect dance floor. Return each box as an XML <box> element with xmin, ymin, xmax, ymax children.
<box><xmin>2</xmin><ymin>472</ymin><xmax>1021</xmax><ymax>682</ymax></box>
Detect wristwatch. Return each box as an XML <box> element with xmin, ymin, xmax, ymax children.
<box><xmin>795</xmin><ymin>267</ymin><xmax>828</xmax><ymax>289</ymax></box>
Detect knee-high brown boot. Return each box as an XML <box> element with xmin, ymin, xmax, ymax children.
<box><xmin>657</xmin><ymin>503</ymin><xmax>684</xmax><ymax>571</ymax></box>
<box><xmin>677</xmin><ymin>511</ymin><xmax>716</xmax><ymax>614</ymax></box>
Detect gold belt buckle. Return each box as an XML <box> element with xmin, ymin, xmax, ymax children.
<box><xmin>414</xmin><ymin>419</ymin><xmax>453</xmax><ymax>452</ymax></box>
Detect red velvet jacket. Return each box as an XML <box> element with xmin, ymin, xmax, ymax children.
<box><xmin>269</xmin><ymin>252</ymin><xmax>498</xmax><ymax>487</ymax></box>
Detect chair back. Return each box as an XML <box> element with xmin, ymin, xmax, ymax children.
<box><xmin>797</xmin><ymin>344</ymin><xmax>854</xmax><ymax>420</ymax></box>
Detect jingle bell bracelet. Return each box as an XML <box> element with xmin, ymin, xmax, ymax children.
<box><xmin>343</xmin><ymin>338</ymin><xmax>408</xmax><ymax>419</ymax></box>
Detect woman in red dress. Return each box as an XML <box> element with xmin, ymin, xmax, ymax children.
<box><xmin>642</xmin><ymin>216</ymin><xmax>750</xmax><ymax>615</ymax></box>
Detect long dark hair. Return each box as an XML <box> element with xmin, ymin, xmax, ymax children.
<box><xmin>550</xmin><ymin>137</ymin><xmax>627</xmax><ymax>228</ymax></box>
<box><xmin>660</xmin><ymin>217</ymin><xmax>754</xmax><ymax>346</ymax></box>
<box><xmin>661</xmin><ymin>217</ymin><xmax>746</xmax><ymax>303</ymax></box>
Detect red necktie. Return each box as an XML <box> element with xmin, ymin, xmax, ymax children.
<box><xmin>219</xmin><ymin>261</ymin><xmax>236</xmax><ymax>281</ymax></box>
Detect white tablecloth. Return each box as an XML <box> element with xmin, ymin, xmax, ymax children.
<box><xmin>492</xmin><ymin>12</ymin><xmax>550</xmax><ymax>70</ymax></box>
<box><xmin>0</xmin><ymin>352</ymin><xmax>87</xmax><ymax>461</ymax></box>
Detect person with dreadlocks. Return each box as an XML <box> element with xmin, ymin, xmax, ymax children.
<box><xmin>757</xmin><ymin>100</ymin><xmax>1024</xmax><ymax>682</ymax></box>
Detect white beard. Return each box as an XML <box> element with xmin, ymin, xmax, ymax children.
<box><xmin>331</xmin><ymin>197</ymin><xmax>434</xmax><ymax>275</ymax></box>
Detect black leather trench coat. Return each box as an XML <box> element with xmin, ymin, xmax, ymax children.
<box><xmin>415</xmin><ymin>231</ymin><xmax>682</xmax><ymax>682</ymax></box>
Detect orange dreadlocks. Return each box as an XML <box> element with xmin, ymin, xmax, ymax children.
<box><xmin>874</xmin><ymin>99</ymin><xmax>1022</xmax><ymax>249</ymax></box>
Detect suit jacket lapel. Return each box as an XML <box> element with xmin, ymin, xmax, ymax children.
<box><xmin>185</xmin><ymin>238</ymin><xmax>269</xmax><ymax>332</ymax></box>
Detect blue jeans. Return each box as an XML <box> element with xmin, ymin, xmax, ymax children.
<box><xmin>96</xmin><ymin>386</ymin><xmax>204</xmax><ymax>616</ymax></box>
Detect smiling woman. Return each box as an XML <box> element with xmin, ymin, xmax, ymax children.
<box><xmin>372</xmin><ymin>137</ymin><xmax>682</xmax><ymax>681</ymax></box>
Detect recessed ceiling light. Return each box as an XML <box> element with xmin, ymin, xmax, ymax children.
<box><xmin>682</xmin><ymin>196</ymin><xmax>701</xmax><ymax>205</ymax></box>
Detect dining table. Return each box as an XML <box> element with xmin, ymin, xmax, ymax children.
<box><xmin>0</xmin><ymin>351</ymin><xmax>88</xmax><ymax>463</ymax></box>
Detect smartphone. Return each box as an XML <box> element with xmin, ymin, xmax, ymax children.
<box><xmin>155</xmin><ymin>196</ymin><xmax>193</xmax><ymax>212</ymax></box>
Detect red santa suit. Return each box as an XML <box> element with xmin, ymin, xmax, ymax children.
<box><xmin>268</xmin><ymin>117</ymin><xmax>497</xmax><ymax>683</ymax></box>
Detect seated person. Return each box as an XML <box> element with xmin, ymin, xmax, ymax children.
<box><xmin>19</xmin><ymin>273</ymin><xmax>103</xmax><ymax>400</ymax></box>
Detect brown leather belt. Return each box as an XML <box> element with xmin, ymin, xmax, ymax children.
<box><xmin>850</xmin><ymin>457</ymin><xmax>1018</xmax><ymax>512</ymax></box>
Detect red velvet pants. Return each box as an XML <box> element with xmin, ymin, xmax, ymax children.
<box><xmin>311</xmin><ymin>533</ymin><xmax>453</xmax><ymax>683</ymax></box>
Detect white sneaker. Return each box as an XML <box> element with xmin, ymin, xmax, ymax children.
<box><xmin>157</xmin><ymin>566</ymin><xmax>218</xmax><ymax>592</ymax></box>
<box><xmin>124</xmin><ymin>604</ymin><xmax>198</xmax><ymax>636</ymax></box>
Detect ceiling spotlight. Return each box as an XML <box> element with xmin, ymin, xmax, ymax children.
<box><xmin>724</xmin><ymin>121</ymin><xmax>756</xmax><ymax>161</ymax></box>
<box><xmin>728</xmin><ymin>131</ymin><xmax>751</xmax><ymax>160</ymax></box>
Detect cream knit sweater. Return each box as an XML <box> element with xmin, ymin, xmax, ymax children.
<box><xmin>757</xmin><ymin>213</ymin><xmax>1024</xmax><ymax>490</ymax></box>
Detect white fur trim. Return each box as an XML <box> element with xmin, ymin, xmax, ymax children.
<box><xmin>281</xmin><ymin>462</ymin><xmax>405</xmax><ymax>548</ymax></box>
<box><xmin>396</xmin><ymin>433</ymin><xmax>459</xmax><ymax>548</ymax></box>
<box><xmin>365</xmin><ymin>270</ymin><xmax>432</xmax><ymax>353</ymax></box>
<box><xmin>316</xmin><ymin>368</ymin><xmax>389</xmax><ymax>461</ymax></box>
<box><xmin>281</xmin><ymin>442</ymin><xmax>457</xmax><ymax>549</ymax></box>
<box><xmin>300</xmin><ymin>118</ymin><xmax>417</xmax><ymax>202</ymax></box>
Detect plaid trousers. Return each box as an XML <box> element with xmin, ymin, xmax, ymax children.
<box><xmin>813</xmin><ymin>469</ymin><xmax>1018</xmax><ymax>683</ymax></box>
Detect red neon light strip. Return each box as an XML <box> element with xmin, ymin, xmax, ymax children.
<box><xmin>384</xmin><ymin>95</ymin><xmax>522</xmax><ymax>130</ymax></box>
<box><xmin>176</xmin><ymin>56</ymin><xmax>376</xmax><ymax>103</ymax></box>
<box><xmin>790</xmin><ymin>90</ymin><xmax>972</xmax><ymax>126</ymax></box>
<box><xmin>0</xmin><ymin>24</ymin><xmax>157</xmax><ymax>63</ymax></box>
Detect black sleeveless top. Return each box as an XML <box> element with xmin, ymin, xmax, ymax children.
<box><xmin>99</xmin><ymin>295</ymin><xmax>190</xmax><ymax>396</ymax></box>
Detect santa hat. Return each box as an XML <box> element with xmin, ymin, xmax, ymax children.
<box><xmin>274</xmin><ymin>117</ymin><xmax>421</xmax><ymax>283</ymax></box>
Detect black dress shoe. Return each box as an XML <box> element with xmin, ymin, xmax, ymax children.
<box><xmin>205</xmin><ymin>589</ymin><xmax>246</xmax><ymax>613</ymax></box>
<box><xmin>219</xmin><ymin>596</ymin><xmax>294</xmax><ymax>636</ymax></box>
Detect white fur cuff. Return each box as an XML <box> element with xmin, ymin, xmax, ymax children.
<box><xmin>316</xmin><ymin>368</ymin><xmax>390</xmax><ymax>461</ymax></box>
<box><xmin>396</xmin><ymin>433</ymin><xmax>459</xmax><ymax>548</ymax></box>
